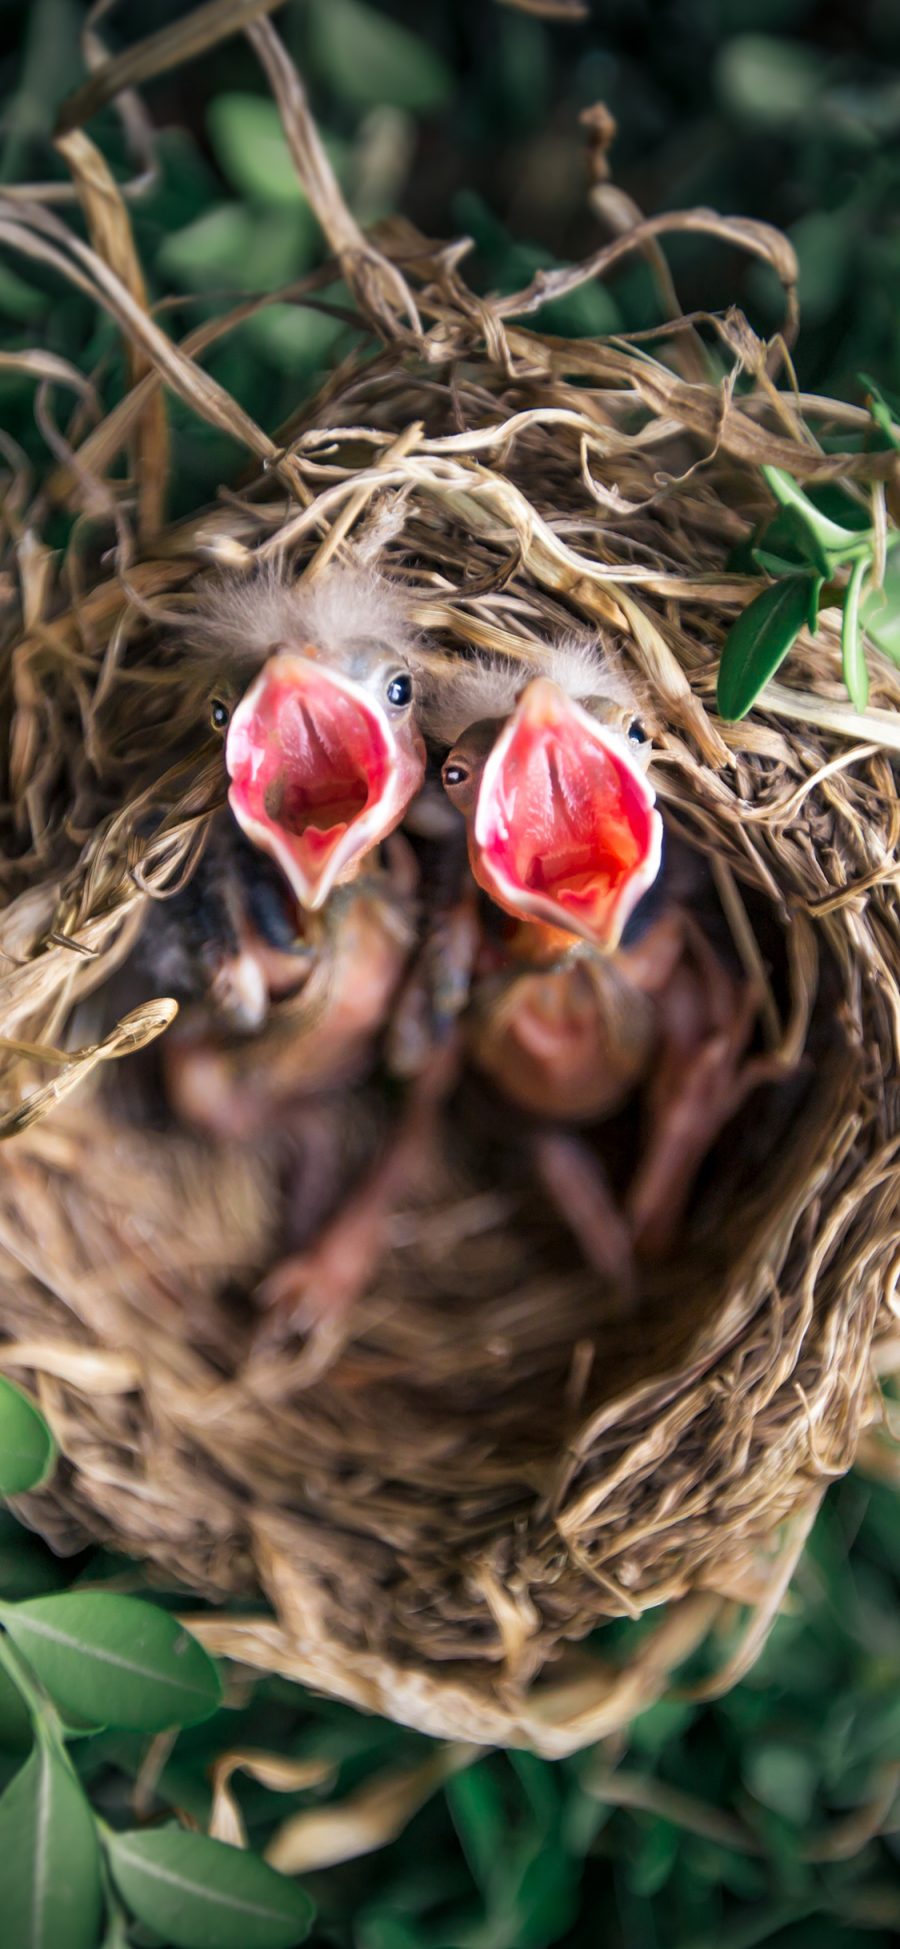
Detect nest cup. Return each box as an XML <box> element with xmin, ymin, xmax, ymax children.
<box><xmin>2</xmin><ymin>15</ymin><xmax>900</xmax><ymax>1757</ymax></box>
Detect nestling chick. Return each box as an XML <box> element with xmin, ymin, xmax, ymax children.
<box><xmin>433</xmin><ymin>639</ymin><xmax>662</xmax><ymax>954</ymax></box>
<box><xmin>162</xmin><ymin>872</ymin><xmax>413</xmax><ymax>1141</ymax></box>
<box><xmin>145</xmin><ymin>828</ymin><xmax>424</xmax><ymax>1357</ymax></box>
<box><xmin>434</xmin><ymin>644</ymin><xmax>786</xmax><ymax>1269</ymax></box>
<box><xmin>135</xmin><ymin>555</ymin><xmax>435</xmax><ymax>1358</ymax></box>
<box><xmin>136</xmin><ymin>819</ymin><xmax>316</xmax><ymax>1043</ymax></box>
<box><xmin>435</xmin><ymin>642</ymin><xmax>665</xmax><ymax>1124</ymax></box>
<box><xmin>194</xmin><ymin>563</ymin><xmax>427</xmax><ymax>910</ymax></box>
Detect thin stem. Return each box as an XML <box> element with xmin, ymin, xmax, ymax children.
<box><xmin>0</xmin><ymin>1623</ymin><xmax>56</xmax><ymax>1726</ymax></box>
<box><xmin>0</xmin><ymin>1624</ymin><xmax>80</xmax><ymax>1778</ymax></box>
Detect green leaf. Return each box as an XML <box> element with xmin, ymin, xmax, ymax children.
<box><xmin>749</xmin><ymin>544</ymin><xmax>805</xmax><ymax>579</ymax></box>
<box><xmin>860</xmin><ymin>373</ymin><xmax>900</xmax><ymax>451</ymax></box>
<box><xmin>208</xmin><ymin>94</ymin><xmax>304</xmax><ymax>206</ymax></box>
<box><xmin>861</xmin><ymin>549</ymin><xmax>900</xmax><ymax>665</ymax></box>
<box><xmin>512</xmin><ymin>1843</ymin><xmax>580</xmax><ymax>1948</ymax></box>
<box><xmin>0</xmin><ymin>1378</ymin><xmax>57</xmax><ymax>1497</ymax></box>
<box><xmin>717</xmin><ymin>574</ymin><xmax>820</xmax><ymax>721</ymax></box>
<box><xmin>745</xmin><ymin>1743</ymin><xmax>818</xmax><ymax>1823</ymax></box>
<box><xmin>243</xmin><ymin>303</ymin><xmax>348</xmax><ymax>373</ymax></box>
<box><xmin>157</xmin><ymin>204</ymin><xmax>317</xmax><ymax>295</ymax></box>
<box><xmin>0</xmin><ymin>1593</ymin><xmax>222</xmax><ymax>1732</ymax></box>
<box><xmin>760</xmin><ymin>466</ymin><xmax>871</xmax><ymax>572</ymax></box>
<box><xmin>310</xmin><ymin>0</ymin><xmax>452</xmax><ymax>112</ymax></box>
<box><xmin>789</xmin><ymin>211</ymin><xmax>852</xmax><ymax>326</ymax></box>
<box><xmin>714</xmin><ymin>35</ymin><xmax>826</xmax><ymax>129</ymax></box>
<box><xmin>627</xmin><ymin>1816</ymin><xmax>680</xmax><ymax>1897</ymax></box>
<box><xmin>0</xmin><ymin>1740</ymin><xmax>103</xmax><ymax>1949</ymax></box>
<box><xmin>106</xmin><ymin>1826</ymin><xmax>314</xmax><ymax>1949</ymax></box>
<box><xmin>207</xmin><ymin>96</ymin><xmax>347</xmax><ymax>212</ymax></box>
<box><xmin>628</xmin><ymin>1697</ymin><xmax>696</xmax><ymax>1757</ymax></box>
<box><xmin>840</xmin><ymin>554</ymin><xmax>869</xmax><ymax>710</ymax></box>
<box><xmin>446</xmin><ymin>1763</ymin><xmax>507</xmax><ymax>1894</ymax></box>
<box><xmin>357</xmin><ymin>1919</ymin><xmax>423</xmax><ymax>1949</ymax></box>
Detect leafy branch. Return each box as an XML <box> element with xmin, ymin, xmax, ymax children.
<box><xmin>717</xmin><ymin>430</ymin><xmax>900</xmax><ymax>721</ymax></box>
<box><xmin>0</xmin><ymin>1376</ymin><xmax>313</xmax><ymax>1949</ymax></box>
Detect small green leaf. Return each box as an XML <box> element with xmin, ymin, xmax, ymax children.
<box><xmin>1</xmin><ymin>1593</ymin><xmax>222</xmax><ymax>1731</ymax></box>
<box><xmin>751</xmin><ymin>543</ymin><xmax>811</xmax><ymax>579</ymax></box>
<box><xmin>0</xmin><ymin>1740</ymin><xmax>103</xmax><ymax>1949</ymax></box>
<box><xmin>208</xmin><ymin>94</ymin><xmax>304</xmax><ymax>206</ymax></box>
<box><xmin>207</xmin><ymin>96</ymin><xmax>347</xmax><ymax>211</ymax></box>
<box><xmin>628</xmin><ymin>1697</ymin><xmax>696</xmax><ymax>1757</ymax></box>
<box><xmin>357</xmin><ymin>1919</ymin><xmax>422</xmax><ymax>1949</ymax></box>
<box><xmin>840</xmin><ymin>554</ymin><xmax>870</xmax><ymax>710</ymax></box>
<box><xmin>861</xmin><ymin>549</ymin><xmax>900</xmax><ymax>665</ymax></box>
<box><xmin>0</xmin><ymin>1378</ymin><xmax>57</xmax><ymax>1497</ymax></box>
<box><xmin>789</xmin><ymin>211</ymin><xmax>852</xmax><ymax>326</ymax></box>
<box><xmin>446</xmin><ymin>1763</ymin><xmax>507</xmax><ymax>1893</ymax></box>
<box><xmin>761</xmin><ymin>466</ymin><xmax>871</xmax><ymax>571</ymax></box>
<box><xmin>157</xmin><ymin>204</ymin><xmax>317</xmax><ymax>294</ymax></box>
<box><xmin>627</xmin><ymin>1815</ymin><xmax>680</xmax><ymax>1897</ymax></box>
<box><xmin>715</xmin><ymin>35</ymin><xmax>826</xmax><ymax>130</ymax></box>
<box><xmin>745</xmin><ymin>1743</ymin><xmax>818</xmax><ymax>1823</ymax></box>
<box><xmin>310</xmin><ymin>0</ymin><xmax>452</xmax><ymax>111</ymax></box>
<box><xmin>106</xmin><ymin>1826</ymin><xmax>314</xmax><ymax>1949</ymax></box>
<box><xmin>513</xmin><ymin>1843</ymin><xmax>581</xmax><ymax>1947</ymax></box>
<box><xmin>717</xmin><ymin>574</ymin><xmax>820</xmax><ymax>721</ymax></box>
<box><xmin>243</xmin><ymin>303</ymin><xmax>348</xmax><ymax>373</ymax></box>
<box><xmin>860</xmin><ymin>372</ymin><xmax>900</xmax><ymax>451</ymax></box>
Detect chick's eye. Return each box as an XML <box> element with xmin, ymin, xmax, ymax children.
<box><xmin>628</xmin><ymin>719</ymin><xmax>648</xmax><ymax>745</ymax></box>
<box><xmin>443</xmin><ymin>762</ymin><xmax>469</xmax><ymax>788</ymax></box>
<box><xmin>385</xmin><ymin>671</ymin><xmax>413</xmax><ymax>709</ymax></box>
<box><xmin>210</xmin><ymin>698</ymin><xmax>230</xmax><ymax>732</ymax></box>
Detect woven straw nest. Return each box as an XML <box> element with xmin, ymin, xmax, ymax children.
<box><xmin>2</xmin><ymin>12</ymin><xmax>900</xmax><ymax>1759</ymax></box>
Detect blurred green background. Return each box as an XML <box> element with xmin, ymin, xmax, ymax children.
<box><xmin>2</xmin><ymin>2</ymin><xmax>900</xmax><ymax>1944</ymax></box>
<box><xmin>3</xmin><ymin>0</ymin><xmax>900</xmax><ymax>508</ymax></box>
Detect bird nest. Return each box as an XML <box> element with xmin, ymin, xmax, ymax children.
<box><xmin>2</xmin><ymin>13</ymin><xmax>900</xmax><ymax>1757</ymax></box>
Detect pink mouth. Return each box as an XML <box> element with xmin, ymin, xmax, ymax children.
<box><xmin>473</xmin><ymin>679</ymin><xmax>663</xmax><ymax>949</ymax></box>
<box><xmin>225</xmin><ymin>655</ymin><xmax>395</xmax><ymax>908</ymax></box>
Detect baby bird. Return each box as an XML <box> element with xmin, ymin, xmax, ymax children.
<box><xmin>432</xmin><ymin>643</ymin><xmax>782</xmax><ymax>1270</ymax></box>
<box><xmin>194</xmin><ymin>563</ymin><xmax>427</xmax><ymax>911</ymax></box>
<box><xmin>157</xmin><ymin>834</ymin><xmax>414</xmax><ymax>1142</ymax></box>
<box><xmin>432</xmin><ymin>641</ymin><xmax>664</xmax><ymax>1125</ymax></box>
<box><xmin>439</xmin><ymin>660</ymin><xmax>662</xmax><ymax>957</ymax></box>
<box><xmin>113</xmin><ymin>564</ymin><xmax>434</xmax><ymax>1360</ymax></box>
<box><xmin>139</xmin><ymin>825</ymin><xmax>425</xmax><ymax>1360</ymax></box>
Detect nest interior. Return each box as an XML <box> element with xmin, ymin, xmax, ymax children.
<box><xmin>1</xmin><ymin>14</ymin><xmax>900</xmax><ymax>1754</ymax></box>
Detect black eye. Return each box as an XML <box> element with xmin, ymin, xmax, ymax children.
<box><xmin>443</xmin><ymin>762</ymin><xmax>469</xmax><ymax>787</ymax></box>
<box><xmin>385</xmin><ymin>671</ymin><xmax>412</xmax><ymax>708</ymax></box>
<box><xmin>628</xmin><ymin>719</ymin><xmax>648</xmax><ymax>744</ymax></box>
<box><xmin>210</xmin><ymin>698</ymin><xmax>230</xmax><ymax>732</ymax></box>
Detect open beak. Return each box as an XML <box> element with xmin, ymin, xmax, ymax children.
<box><xmin>225</xmin><ymin>652</ymin><xmax>424</xmax><ymax>910</ymax></box>
<box><xmin>471</xmin><ymin>677</ymin><xmax>663</xmax><ymax>950</ymax></box>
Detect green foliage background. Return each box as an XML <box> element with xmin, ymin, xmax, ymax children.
<box><xmin>2</xmin><ymin>2</ymin><xmax>900</xmax><ymax>1944</ymax></box>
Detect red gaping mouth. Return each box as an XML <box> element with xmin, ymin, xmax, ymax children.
<box><xmin>225</xmin><ymin>653</ymin><xmax>401</xmax><ymax>909</ymax></box>
<box><xmin>472</xmin><ymin>678</ymin><xmax>663</xmax><ymax>949</ymax></box>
